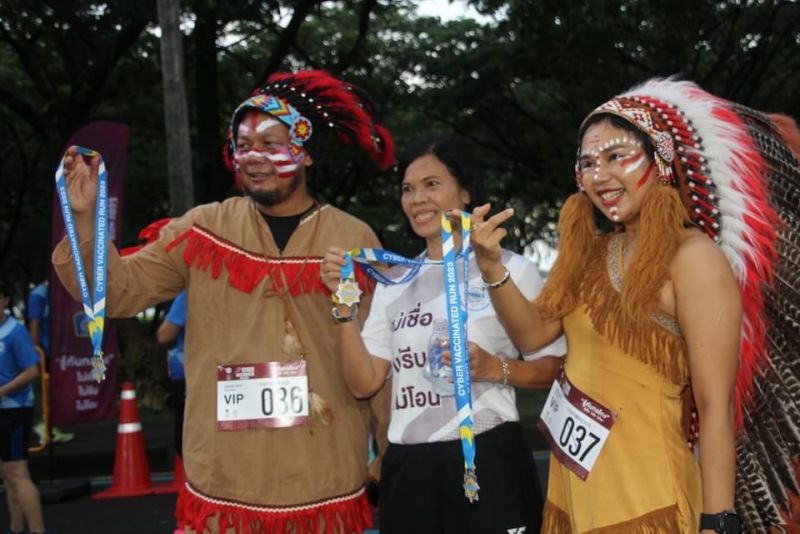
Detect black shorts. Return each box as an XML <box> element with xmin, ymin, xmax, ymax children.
<box><xmin>0</xmin><ymin>408</ymin><xmax>33</xmax><ymax>462</ymax></box>
<box><xmin>379</xmin><ymin>421</ymin><xmax>543</xmax><ymax>534</ymax></box>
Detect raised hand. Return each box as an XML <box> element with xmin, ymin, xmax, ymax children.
<box><xmin>62</xmin><ymin>146</ymin><xmax>99</xmax><ymax>216</ymax></box>
<box><xmin>320</xmin><ymin>246</ymin><xmax>347</xmax><ymax>293</ymax></box>
<box><xmin>468</xmin><ymin>203</ymin><xmax>514</xmax><ymax>281</ymax></box>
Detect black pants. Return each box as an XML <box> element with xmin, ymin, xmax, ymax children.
<box><xmin>379</xmin><ymin>421</ymin><xmax>543</xmax><ymax>534</ymax></box>
<box><xmin>0</xmin><ymin>408</ymin><xmax>33</xmax><ymax>461</ymax></box>
<box><xmin>171</xmin><ymin>379</ymin><xmax>186</xmax><ymax>456</ymax></box>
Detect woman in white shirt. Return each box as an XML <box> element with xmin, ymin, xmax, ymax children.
<box><xmin>321</xmin><ymin>134</ymin><xmax>566</xmax><ymax>534</ymax></box>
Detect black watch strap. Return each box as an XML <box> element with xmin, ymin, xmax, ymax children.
<box><xmin>699</xmin><ymin>510</ymin><xmax>741</xmax><ymax>533</ymax></box>
<box><xmin>331</xmin><ymin>304</ymin><xmax>359</xmax><ymax>323</ymax></box>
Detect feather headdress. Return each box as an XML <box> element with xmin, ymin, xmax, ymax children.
<box><xmin>223</xmin><ymin>70</ymin><xmax>394</xmax><ymax>171</ymax></box>
<box><xmin>585</xmin><ymin>78</ymin><xmax>800</xmax><ymax>531</ymax></box>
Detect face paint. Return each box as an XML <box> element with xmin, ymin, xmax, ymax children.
<box><xmin>620</xmin><ymin>152</ymin><xmax>645</xmax><ymax>175</ymax></box>
<box><xmin>578</xmin><ymin>136</ymin><xmax>643</xmax><ymax>185</ymax></box>
<box><xmin>256</xmin><ymin>118</ymin><xmax>281</xmax><ymax>133</ymax></box>
<box><xmin>609</xmin><ymin>206</ymin><xmax>620</xmax><ymax>222</ymax></box>
<box><xmin>234</xmin><ymin>147</ymin><xmax>299</xmax><ymax>179</ymax></box>
<box><xmin>636</xmin><ymin>159</ymin><xmax>657</xmax><ymax>188</ymax></box>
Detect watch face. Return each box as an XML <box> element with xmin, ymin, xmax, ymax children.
<box><xmin>720</xmin><ymin>512</ymin><xmax>741</xmax><ymax>533</ymax></box>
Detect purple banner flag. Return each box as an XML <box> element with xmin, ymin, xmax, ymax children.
<box><xmin>49</xmin><ymin>121</ymin><xmax>129</xmax><ymax>425</ymax></box>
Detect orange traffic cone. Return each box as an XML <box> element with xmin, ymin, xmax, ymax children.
<box><xmin>153</xmin><ymin>453</ymin><xmax>186</xmax><ymax>494</ymax></box>
<box><xmin>172</xmin><ymin>453</ymin><xmax>186</xmax><ymax>488</ymax></box>
<box><xmin>93</xmin><ymin>382</ymin><xmax>157</xmax><ymax>499</ymax></box>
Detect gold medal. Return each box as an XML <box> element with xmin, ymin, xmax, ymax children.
<box><xmin>334</xmin><ymin>278</ymin><xmax>362</xmax><ymax>307</ymax></box>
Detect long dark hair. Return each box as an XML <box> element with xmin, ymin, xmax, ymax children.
<box><xmin>396</xmin><ymin>134</ymin><xmax>487</xmax><ymax>212</ymax></box>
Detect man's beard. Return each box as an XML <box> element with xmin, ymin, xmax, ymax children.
<box><xmin>243</xmin><ymin>172</ymin><xmax>302</xmax><ymax>207</ymax></box>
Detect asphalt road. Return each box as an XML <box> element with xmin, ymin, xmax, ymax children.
<box><xmin>0</xmin><ymin>491</ymin><xmax>179</xmax><ymax>534</ymax></box>
<box><xmin>1</xmin><ymin>390</ymin><xmax>550</xmax><ymax>533</ymax></box>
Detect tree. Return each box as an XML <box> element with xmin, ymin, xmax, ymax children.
<box><xmin>157</xmin><ymin>0</ymin><xmax>195</xmax><ymax>215</ymax></box>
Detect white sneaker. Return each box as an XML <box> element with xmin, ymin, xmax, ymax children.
<box><xmin>52</xmin><ymin>427</ymin><xmax>75</xmax><ymax>443</ymax></box>
<box><xmin>33</xmin><ymin>421</ymin><xmax>46</xmax><ymax>445</ymax></box>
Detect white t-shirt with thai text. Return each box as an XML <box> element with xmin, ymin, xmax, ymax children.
<box><xmin>361</xmin><ymin>250</ymin><xmax>567</xmax><ymax>445</ymax></box>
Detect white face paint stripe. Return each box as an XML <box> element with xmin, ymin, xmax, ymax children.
<box><xmin>255</xmin><ymin>118</ymin><xmax>282</xmax><ymax>133</ymax></box>
<box><xmin>233</xmin><ymin>147</ymin><xmax>300</xmax><ymax>179</ymax></box>
<box><xmin>622</xmin><ymin>153</ymin><xmax>646</xmax><ymax>175</ymax></box>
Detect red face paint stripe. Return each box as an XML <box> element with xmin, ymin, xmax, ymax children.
<box><xmin>248</xmin><ymin>110</ymin><xmax>259</xmax><ymax>134</ymax></box>
<box><xmin>619</xmin><ymin>153</ymin><xmax>644</xmax><ymax>169</ymax></box>
<box><xmin>637</xmin><ymin>159</ymin><xmax>656</xmax><ymax>188</ymax></box>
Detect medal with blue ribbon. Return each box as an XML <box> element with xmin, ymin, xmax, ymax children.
<box><xmin>333</xmin><ymin>252</ymin><xmax>363</xmax><ymax>307</ymax></box>
<box><xmin>55</xmin><ymin>146</ymin><xmax>109</xmax><ymax>383</ymax></box>
<box><xmin>441</xmin><ymin>211</ymin><xmax>479</xmax><ymax>502</ymax></box>
<box><xmin>331</xmin><ymin>248</ymin><xmax>427</xmax><ymax>306</ymax></box>
<box><xmin>335</xmin><ymin>214</ymin><xmax>479</xmax><ymax>501</ymax></box>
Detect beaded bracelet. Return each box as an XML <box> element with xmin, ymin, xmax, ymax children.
<box><xmin>500</xmin><ymin>359</ymin><xmax>511</xmax><ymax>386</ymax></box>
<box><xmin>481</xmin><ymin>267</ymin><xmax>511</xmax><ymax>289</ymax></box>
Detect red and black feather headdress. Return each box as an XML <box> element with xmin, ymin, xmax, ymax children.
<box><xmin>223</xmin><ymin>70</ymin><xmax>394</xmax><ymax>171</ymax></box>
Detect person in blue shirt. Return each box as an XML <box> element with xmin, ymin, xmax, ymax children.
<box><xmin>157</xmin><ymin>291</ymin><xmax>186</xmax><ymax>460</ymax></box>
<box><xmin>26</xmin><ymin>281</ymin><xmax>73</xmax><ymax>445</ymax></box>
<box><xmin>0</xmin><ymin>281</ymin><xmax>45</xmax><ymax>534</ymax></box>
<box><xmin>25</xmin><ymin>283</ymin><xmax>48</xmax><ymax>359</ymax></box>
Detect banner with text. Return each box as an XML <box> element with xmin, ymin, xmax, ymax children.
<box><xmin>49</xmin><ymin>121</ymin><xmax>129</xmax><ymax>425</ymax></box>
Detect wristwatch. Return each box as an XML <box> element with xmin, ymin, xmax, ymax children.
<box><xmin>699</xmin><ymin>510</ymin><xmax>742</xmax><ymax>533</ymax></box>
<box><xmin>331</xmin><ymin>304</ymin><xmax>359</xmax><ymax>323</ymax></box>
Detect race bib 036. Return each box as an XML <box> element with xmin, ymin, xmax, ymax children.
<box><xmin>217</xmin><ymin>361</ymin><xmax>309</xmax><ymax>431</ymax></box>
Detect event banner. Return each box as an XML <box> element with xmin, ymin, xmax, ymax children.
<box><xmin>49</xmin><ymin>121</ymin><xmax>129</xmax><ymax>425</ymax></box>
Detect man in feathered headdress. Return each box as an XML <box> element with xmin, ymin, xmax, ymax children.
<box><xmin>53</xmin><ymin>70</ymin><xmax>394</xmax><ymax>533</ymax></box>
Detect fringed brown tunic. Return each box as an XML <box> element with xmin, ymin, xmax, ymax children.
<box><xmin>53</xmin><ymin>197</ymin><xmax>388</xmax><ymax>533</ymax></box>
<box><xmin>542</xmin><ymin>233</ymin><xmax>702</xmax><ymax>533</ymax></box>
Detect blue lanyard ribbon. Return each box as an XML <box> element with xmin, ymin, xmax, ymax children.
<box><xmin>332</xmin><ymin>248</ymin><xmax>430</xmax><ymax>305</ymax></box>
<box><xmin>342</xmin><ymin>216</ymin><xmax>479</xmax><ymax>500</ymax></box>
<box><xmin>346</xmin><ymin>248</ymin><xmax>427</xmax><ymax>286</ymax></box>
<box><xmin>440</xmin><ymin>211</ymin><xmax>479</xmax><ymax>502</ymax></box>
<box><xmin>54</xmin><ymin>146</ymin><xmax>108</xmax><ymax>383</ymax></box>
<box><xmin>342</xmin><ymin>246</ymin><xmax>476</xmax><ymax>287</ymax></box>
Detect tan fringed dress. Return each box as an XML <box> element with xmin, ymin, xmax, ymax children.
<box><xmin>542</xmin><ymin>233</ymin><xmax>703</xmax><ymax>533</ymax></box>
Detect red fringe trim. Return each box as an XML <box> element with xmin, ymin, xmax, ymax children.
<box><xmin>120</xmin><ymin>217</ymin><xmax>174</xmax><ymax>257</ymax></box>
<box><xmin>176</xmin><ymin>483</ymin><xmax>373</xmax><ymax>534</ymax></box>
<box><xmin>166</xmin><ymin>225</ymin><xmax>376</xmax><ymax>297</ymax></box>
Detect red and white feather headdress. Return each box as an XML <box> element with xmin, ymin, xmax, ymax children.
<box><xmin>587</xmin><ymin>78</ymin><xmax>800</xmax><ymax>531</ymax></box>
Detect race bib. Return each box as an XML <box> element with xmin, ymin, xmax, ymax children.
<box><xmin>538</xmin><ymin>372</ymin><xmax>616</xmax><ymax>480</ymax></box>
<box><xmin>217</xmin><ymin>361</ymin><xmax>309</xmax><ymax>431</ymax></box>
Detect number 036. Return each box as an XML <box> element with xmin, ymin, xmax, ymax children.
<box><xmin>261</xmin><ymin>386</ymin><xmax>304</xmax><ymax>416</ymax></box>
